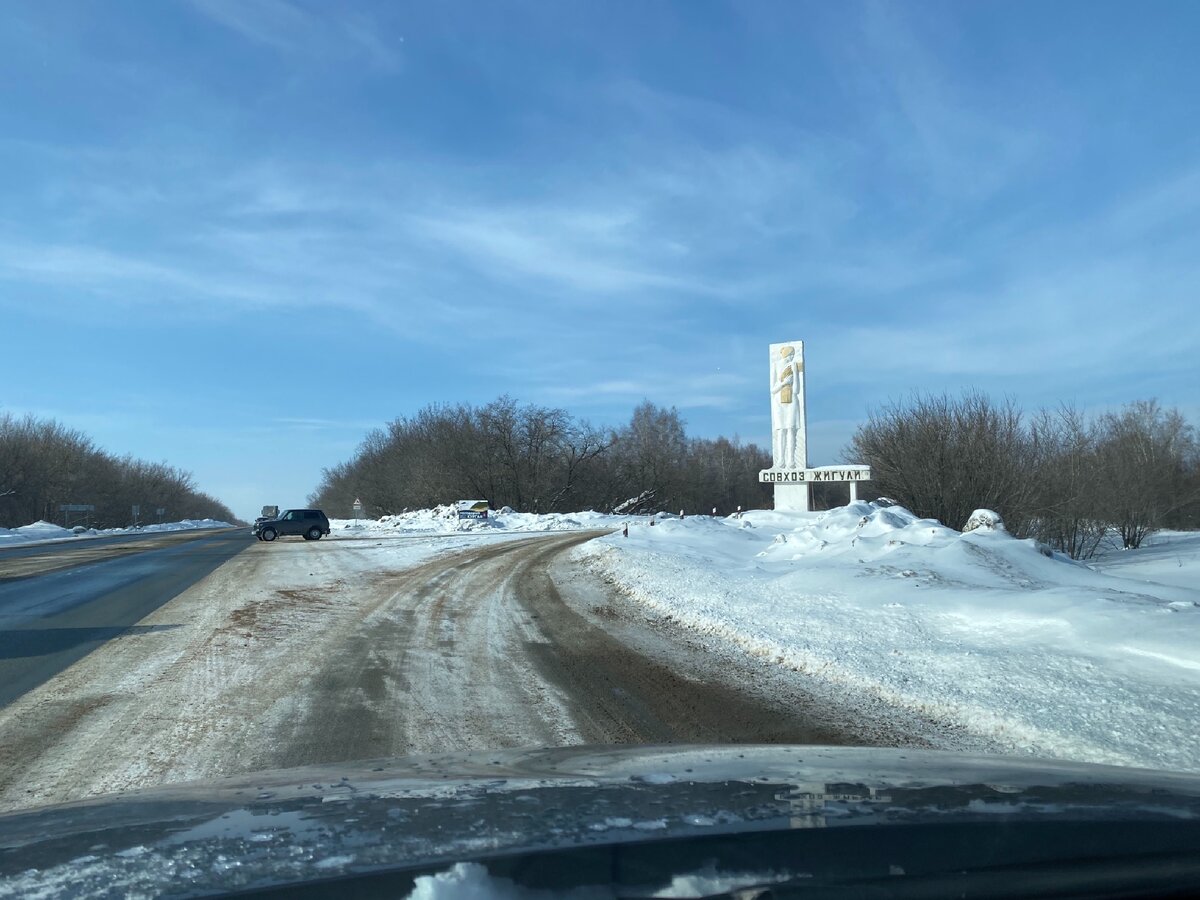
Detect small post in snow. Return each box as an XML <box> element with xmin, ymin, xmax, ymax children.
<box><xmin>622</xmin><ymin>523</ymin><xmax>628</xmax><ymax>538</ymax></box>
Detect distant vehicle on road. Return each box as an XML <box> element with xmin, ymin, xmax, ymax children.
<box><xmin>253</xmin><ymin>509</ymin><xmax>330</xmax><ymax>542</ymax></box>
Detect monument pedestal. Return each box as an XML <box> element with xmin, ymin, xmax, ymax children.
<box><xmin>773</xmin><ymin>483</ymin><xmax>811</xmax><ymax>512</ymax></box>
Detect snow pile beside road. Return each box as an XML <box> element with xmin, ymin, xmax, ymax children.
<box><xmin>92</xmin><ymin>518</ymin><xmax>233</xmax><ymax>536</ymax></box>
<box><xmin>330</xmin><ymin>506</ymin><xmax>622</xmax><ymax>536</ymax></box>
<box><xmin>574</xmin><ymin>501</ymin><xmax>1200</xmax><ymax>773</ymax></box>
<box><xmin>0</xmin><ymin>518</ymin><xmax>233</xmax><ymax>546</ymax></box>
<box><xmin>0</xmin><ymin>520</ymin><xmax>75</xmax><ymax>543</ymax></box>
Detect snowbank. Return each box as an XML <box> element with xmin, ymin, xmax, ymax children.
<box><xmin>2</xmin><ymin>521</ymin><xmax>76</xmax><ymax>542</ymax></box>
<box><xmin>573</xmin><ymin>501</ymin><xmax>1200</xmax><ymax>773</ymax></box>
<box><xmin>94</xmin><ymin>518</ymin><xmax>233</xmax><ymax>536</ymax></box>
<box><xmin>329</xmin><ymin>505</ymin><xmax>623</xmax><ymax>537</ymax></box>
<box><xmin>0</xmin><ymin>518</ymin><xmax>233</xmax><ymax>547</ymax></box>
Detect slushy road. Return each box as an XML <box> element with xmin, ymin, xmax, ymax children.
<box><xmin>0</xmin><ymin>529</ymin><xmax>250</xmax><ymax>708</ymax></box>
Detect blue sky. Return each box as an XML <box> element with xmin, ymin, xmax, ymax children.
<box><xmin>2</xmin><ymin>1</ymin><xmax>1197</xmax><ymax>520</ymax></box>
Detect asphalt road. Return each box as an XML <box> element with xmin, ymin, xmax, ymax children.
<box><xmin>0</xmin><ymin>529</ymin><xmax>251</xmax><ymax>709</ymax></box>
<box><xmin>0</xmin><ymin>528</ymin><xmax>246</xmax><ymax>579</ymax></box>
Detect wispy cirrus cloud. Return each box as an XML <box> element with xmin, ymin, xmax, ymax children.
<box><xmin>0</xmin><ymin>239</ymin><xmax>278</xmax><ymax>307</ymax></box>
<box><xmin>533</xmin><ymin>360</ymin><xmax>753</xmax><ymax>415</ymax></box>
<box><xmin>847</xmin><ymin>1</ymin><xmax>1050</xmax><ymax>201</ymax></box>
<box><xmin>271</xmin><ymin>416</ymin><xmax>383</xmax><ymax>432</ymax></box>
<box><xmin>186</xmin><ymin>0</ymin><xmax>402</xmax><ymax>69</ymax></box>
<box><xmin>409</xmin><ymin>205</ymin><xmax>703</xmax><ymax>297</ymax></box>
<box><xmin>1096</xmin><ymin>163</ymin><xmax>1200</xmax><ymax>244</ymax></box>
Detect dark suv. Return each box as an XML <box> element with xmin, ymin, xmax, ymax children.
<box><xmin>254</xmin><ymin>509</ymin><xmax>331</xmax><ymax>542</ymax></box>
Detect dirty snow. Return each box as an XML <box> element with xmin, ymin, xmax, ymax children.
<box><xmin>328</xmin><ymin>505</ymin><xmax>619</xmax><ymax>537</ymax></box>
<box><xmin>572</xmin><ymin>502</ymin><xmax>1200</xmax><ymax>773</ymax></box>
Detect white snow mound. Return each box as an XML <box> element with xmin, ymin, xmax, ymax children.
<box><xmin>963</xmin><ymin>508</ymin><xmax>1006</xmax><ymax>533</ymax></box>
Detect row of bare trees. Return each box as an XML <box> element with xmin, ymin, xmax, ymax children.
<box><xmin>310</xmin><ymin>396</ymin><xmax>772</xmax><ymax>518</ymax></box>
<box><xmin>0</xmin><ymin>411</ymin><xmax>238</xmax><ymax>529</ymax></box>
<box><xmin>851</xmin><ymin>394</ymin><xmax>1199</xmax><ymax>557</ymax></box>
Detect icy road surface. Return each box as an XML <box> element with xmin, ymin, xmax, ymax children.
<box><xmin>0</xmin><ymin>530</ymin><xmax>910</xmax><ymax>813</ymax></box>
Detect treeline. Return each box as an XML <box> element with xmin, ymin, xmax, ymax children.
<box><xmin>310</xmin><ymin>396</ymin><xmax>772</xmax><ymax>517</ymax></box>
<box><xmin>0</xmin><ymin>411</ymin><xmax>239</xmax><ymax>529</ymax></box>
<box><xmin>851</xmin><ymin>394</ymin><xmax>1200</xmax><ymax>558</ymax></box>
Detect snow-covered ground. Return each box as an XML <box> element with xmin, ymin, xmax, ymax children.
<box><xmin>0</xmin><ymin>518</ymin><xmax>234</xmax><ymax>547</ymax></box>
<box><xmin>570</xmin><ymin>502</ymin><xmax>1200</xmax><ymax>774</ymax></box>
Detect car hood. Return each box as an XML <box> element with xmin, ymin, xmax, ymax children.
<box><xmin>2</xmin><ymin>744</ymin><xmax>1199</xmax><ymax>897</ymax></box>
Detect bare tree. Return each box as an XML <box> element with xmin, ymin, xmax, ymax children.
<box><xmin>1024</xmin><ymin>405</ymin><xmax>1108</xmax><ymax>559</ymax></box>
<box><xmin>614</xmin><ymin>402</ymin><xmax>688</xmax><ymax>511</ymax></box>
<box><xmin>680</xmin><ymin>436</ymin><xmax>771</xmax><ymax>514</ymax></box>
<box><xmin>1095</xmin><ymin>400</ymin><xmax>1199</xmax><ymax>549</ymax></box>
<box><xmin>545</xmin><ymin>421</ymin><xmax>613</xmax><ymax>512</ymax></box>
<box><xmin>308</xmin><ymin>396</ymin><xmax>772</xmax><ymax>517</ymax></box>
<box><xmin>850</xmin><ymin>392</ymin><xmax>1033</xmax><ymax>531</ymax></box>
<box><xmin>0</xmin><ymin>409</ymin><xmax>238</xmax><ymax>528</ymax></box>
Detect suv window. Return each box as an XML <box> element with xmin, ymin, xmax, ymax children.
<box><xmin>303</xmin><ymin>511</ymin><xmax>317</xmax><ymax>519</ymax></box>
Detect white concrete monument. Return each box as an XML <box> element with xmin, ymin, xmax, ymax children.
<box><xmin>758</xmin><ymin>340</ymin><xmax>871</xmax><ymax>512</ymax></box>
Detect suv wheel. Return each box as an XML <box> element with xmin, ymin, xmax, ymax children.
<box><xmin>261</xmin><ymin>527</ymin><xmax>277</xmax><ymax>542</ymax></box>
<box><xmin>305</xmin><ymin>526</ymin><xmax>322</xmax><ymax>541</ymax></box>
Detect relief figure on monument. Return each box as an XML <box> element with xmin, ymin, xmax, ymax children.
<box><xmin>770</xmin><ymin>343</ymin><xmax>804</xmax><ymax>469</ymax></box>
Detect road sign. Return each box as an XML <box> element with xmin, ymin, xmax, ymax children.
<box><xmin>59</xmin><ymin>503</ymin><xmax>95</xmax><ymax>527</ymax></box>
<box><xmin>456</xmin><ymin>500</ymin><xmax>489</xmax><ymax>520</ymax></box>
<box><xmin>353</xmin><ymin>498</ymin><xmax>363</xmax><ymax>511</ymax></box>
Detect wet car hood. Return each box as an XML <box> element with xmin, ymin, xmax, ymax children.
<box><xmin>2</xmin><ymin>744</ymin><xmax>1199</xmax><ymax>897</ymax></box>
